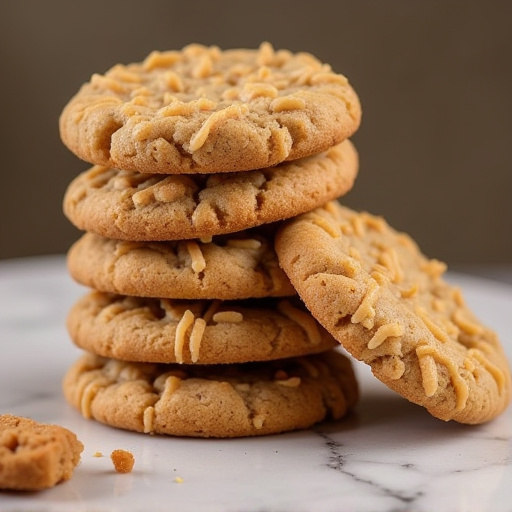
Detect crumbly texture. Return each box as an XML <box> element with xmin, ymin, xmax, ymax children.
<box><xmin>275</xmin><ymin>202</ymin><xmax>512</xmax><ymax>424</ymax></box>
<box><xmin>63</xmin><ymin>139</ymin><xmax>358</xmax><ymax>241</ymax></box>
<box><xmin>0</xmin><ymin>414</ymin><xmax>83</xmax><ymax>491</ymax></box>
<box><xmin>110</xmin><ymin>449</ymin><xmax>135</xmax><ymax>473</ymax></box>
<box><xmin>59</xmin><ymin>42</ymin><xmax>361</xmax><ymax>174</ymax></box>
<box><xmin>67</xmin><ymin>226</ymin><xmax>295</xmax><ymax>300</ymax></box>
<box><xmin>62</xmin><ymin>350</ymin><xmax>358</xmax><ymax>438</ymax></box>
<box><xmin>67</xmin><ymin>292</ymin><xmax>338</xmax><ymax>364</ymax></box>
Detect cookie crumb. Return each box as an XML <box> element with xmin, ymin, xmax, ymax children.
<box><xmin>110</xmin><ymin>449</ymin><xmax>135</xmax><ymax>473</ymax></box>
<box><xmin>92</xmin><ymin>451</ymin><xmax>103</xmax><ymax>457</ymax></box>
<box><xmin>175</xmin><ymin>476</ymin><xmax>184</xmax><ymax>483</ymax></box>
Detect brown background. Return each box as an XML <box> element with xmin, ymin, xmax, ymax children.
<box><xmin>1</xmin><ymin>0</ymin><xmax>511</xmax><ymax>265</ymax></box>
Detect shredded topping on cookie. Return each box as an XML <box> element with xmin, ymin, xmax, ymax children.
<box><xmin>415</xmin><ymin>306</ymin><xmax>449</xmax><ymax>343</ymax></box>
<box><xmin>186</xmin><ymin>241</ymin><xmax>206</xmax><ymax>273</ymax></box>
<box><xmin>377</xmin><ymin>248</ymin><xmax>404</xmax><ymax>284</ymax></box>
<box><xmin>416</xmin><ymin>344</ymin><xmax>469</xmax><ymax>410</ymax></box>
<box><xmin>421</xmin><ymin>259</ymin><xmax>447</xmax><ymax>279</ymax></box>
<box><xmin>275</xmin><ymin>376</ymin><xmax>301</xmax><ymax>387</ymax></box>
<box><xmin>226</xmin><ymin>238</ymin><xmax>262</xmax><ymax>250</ymax></box>
<box><xmin>188</xmin><ymin>318</ymin><xmax>207</xmax><ymax>362</ymax></box>
<box><xmin>350</xmin><ymin>215</ymin><xmax>367</xmax><ymax>238</ymax></box>
<box><xmin>467</xmin><ymin>348</ymin><xmax>506</xmax><ymax>392</ymax></box>
<box><xmin>212</xmin><ymin>311</ymin><xmax>244</xmax><ymax>323</ymax></box>
<box><xmin>416</xmin><ymin>349</ymin><xmax>439</xmax><ymax>397</ymax></box>
<box><xmin>143</xmin><ymin>406</ymin><xmax>155</xmax><ymax>434</ymax></box>
<box><xmin>351</xmin><ymin>278</ymin><xmax>380</xmax><ymax>329</ymax></box>
<box><xmin>367</xmin><ymin>323</ymin><xmax>404</xmax><ymax>350</ymax></box>
<box><xmin>188</xmin><ymin>104</ymin><xmax>248</xmax><ymax>152</ymax></box>
<box><xmin>252</xmin><ymin>415</ymin><xmax>265</xmax><ymax>429</ymax></box>
<box><xmin>452</xmin><ymin>309</ymin><xmax>483</xmax><ymax>336</ymax></box>
<box><xmin>160</xmin><ymin>375</ymin><xmax>182</xmax><ymax>400</ymax></box>
<box><xmin>399</xmin><ymin>282</ymin><xmax>419</xmax><ymax>298</ymax></box>
<box><xmin>80</xmin><ymin>377</ymin><xmax>108</xmax><ymax>419</ymax></box>
<box><xmin>175</xmin><ymin>310</ymin><xmax>195</xmax><ymax>363</ymax></box>
<box><xmin>311</xmin><ymin>215</ymin><xmax>340</xmax><ymax>238</ymax></box>
<box><xmin>114</xmin><ymin>241</ymin><xmax>146</xmax><ymax>257</ymax></box>
<box><xmin>86</xmin><ymin>166</ymin><xmax>118</xmax><ymax>189</ymax></box>
<box><xmin>270</xmin><ymin>95</ymin><xmax>307</xmax><ymax>112</ymax></box>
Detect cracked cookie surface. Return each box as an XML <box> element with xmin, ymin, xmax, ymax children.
<box><xmin>63</xmin><ymin>139</ymin><xmax>357</xmax><ymax>241</ymax></box>
<box><xmin>67</xmin><ymin>226</ymin><xmax>294</xmax><ymax>300</ymax></box>
<box><xmin>59</xmin><ymin>42</ymin><xmax>361</xmax><ymax>174</ymax></box>
<box><xmin>0</xmin><ymin>414</ymin><xmax>83</xmax><ymax>491</ymax></box>
<box><xmin>67</xmin><ymin>292</ymin><xmax>338</xmax><ymax>364</ymax></box>
<box><xmin>275</xmin><ymin>202</ymin><xmax>512</xmax><ymax>424</ymax></box>
<box><xmin>62</xmin><ymin>350</ymin><xmax>358</xmax><ymax>437</ymax></box>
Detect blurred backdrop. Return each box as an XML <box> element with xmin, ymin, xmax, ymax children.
<box><xmin>1</xmin><ymin>0</ymin><xmax>511</xmax><ymax>265</ymax></box>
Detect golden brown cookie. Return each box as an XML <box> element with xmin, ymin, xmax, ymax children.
<box><xmin>67</xmin><ymin>227</ymin><xmax>294</xmax><ymax>300</ymax></box>
<box><xmin>59</xmin><ymin>43</ymin><xmax>361</xmax><ymax>174</ymax></box>
<box><xmin>275</xmin><ymin>202</ymin><xmax>512</xmax><ymax>424</ymax></box>
<box><xmin>67</xmin><ymin>291</ymin><xmax>338</xmax><ymax>364</ymax></box>
<box><xmin>62</xmin><ymin>350</ymin><xmax>358</xmax><ymax>437</ymax></box>
<box><xmin>0</xmin><ymin>414</ymin><xmax>83</xmax><ymax>491</ymax></box>
<box><xmin>63</xmin><ymin>139</ymin><xmax>358</xmax><ymax>241</ymax></box>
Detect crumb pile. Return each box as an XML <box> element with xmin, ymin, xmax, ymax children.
<box><xmin>59</xmin><ymin>43</ymin><xmax>361</xmax><ymax>437</ymax></box>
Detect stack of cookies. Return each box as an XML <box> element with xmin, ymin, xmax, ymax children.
<box><xmin>60</xmin><ymin>42</ymin><xmax>511</xmax><ymax>435</ymax></box>
<box><xmin>58</xmin><ymin>43</ymin><xmax>362</xmax><ymax>437</ymax></box>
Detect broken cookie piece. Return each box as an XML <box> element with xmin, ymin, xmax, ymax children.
<box><xmin>0</xmin><ymin>414</ymin><xmax>83</xmax><ymax>491</ymax></box>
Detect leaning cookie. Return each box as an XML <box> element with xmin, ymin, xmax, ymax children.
<box><xmin>275</xmin><ymin>202</ymin><xmax>512</xmax><ymax>424</ymax></box>
<box><xmin>67</xmin><ymin>291</ymin><xmax>338</xmax><ymax>364</ymax></box>
<box><xmin>0</xmin><ymin>414</ymin><xmax>83</xmax><ymax>491</ymax></box>
<box><xmin>63</xmin><ymin>139</ymin><xmax>357</xmax><ymax>241</ymax></box>
<box><xmin>67</xmin><ymin>227</ymin><xmax>295</xmax><ymax>300</ymax></box>
<box><xmin>63</xmin><ymin>350</ymin><xmax>358</xmax><ymax>438</ymax></box>
<box><xmin>59</xmin><ymin>42</ymin><xmax>361</xmax><ymax>174</ymax></box>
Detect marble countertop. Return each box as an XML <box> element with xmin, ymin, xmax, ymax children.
<box><xmin>1</xmin><ymin>255</ymin><xmax>511</xmax><ymax>512</ymax></box>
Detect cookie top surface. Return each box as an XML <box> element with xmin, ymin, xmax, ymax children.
<box><xmin>67</xmin><ymin>291</ymin><xmax>338</xmax><ymax>364</ymax></box>
<box><xmin>63</xmin><ymin>139</ymin><xmax>358</xmax><ymax>241</ymax></box>
<box><xmin>63</xmin><ymin>350</ymin><xmax>358</xmax><ymax>437</ymax></box>
<box><xmin>59</xmin><ymin>42</ymin><xmax>361</xmax><ymax>174</ymax></box>
<box><xmin>0</xmin><ymin>414</ymin><xmax>83</xmax><ymax>491</ymax></box>
<box><xmin>275</xmin><ymin>202</ymin><xmax>512</xmax><ymax>424</ymax></box>
<box><xmin>67</xmin><ymin>226</ymin><xmax>295</xmax><ymax>300</ymax></box>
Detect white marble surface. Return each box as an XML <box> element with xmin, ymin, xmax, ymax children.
<box><xmin>1</xmin><ymin>255</ymin><xmax>512</xmax><ymax>512</ymax></box>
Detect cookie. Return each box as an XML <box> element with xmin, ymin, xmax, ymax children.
<box><xmin>67</xmin><ymin>227</ymin><xmax>295</xmax><ymax>300</ymax></box>
<box><xmin>62</xmin><ymin>350</ymin><xmax>358</xmax><ymax>437</ymax></box>
<box><xmin>59</xmin><ymin>42</ymin><xmax>361</xmax><ymax>174</ymax></box>
<box><xmin>275</xmin><ymin>202</ymin><xmax>512</xmax><ymax>424</ymax></box>
<box><xmin>67</xmin><ymin>291</ymin><xmax>338</xmax><ymax>364</ymax></box>
<box><xmin>0</xmin><ymin>414</ymin><xmax>83</xmax><ymax>491</ymax></box>
<box><xmin>63</xmin><ymin>139</ymin><xmax>358</xmax><ymax>241</ymax></box>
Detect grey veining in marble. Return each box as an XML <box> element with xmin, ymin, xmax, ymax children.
<box><xmin>1</xmin><ymin>256</ymin><xmax>512</xmax><ymax>512</ymax></box>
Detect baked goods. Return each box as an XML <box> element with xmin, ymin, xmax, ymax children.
<box><xmin>67</xmin><ymin>292</ymin><xmax>338</xmax><ymax>364</ymax></box>
<box><xmin>0</xmin><ymin>414</ymin><xmax>83</xmax><ymax>491</ymax></box>
<box><xmin>59</xmin><ymin>40</ymin><xmax>510</xmax><ymax>439</ymax></box>
<box><xmin>63</xmin><ymin>139</ymin><xmax>358</xmax><ymax>241</ymax></box>
<box><xmin>63</xmin><ymin>350</ymin><xmax>359</xmax><ymax>438</ymax></box>
<box><xmin>59</xmin><ymin>42</ymin><xmax>361</xmax><ymax>174</ymax></box>
<box><xmin>67</xmin><ymin>227</ymin><xmax>295</xmax><ymax>300</ymax></box>
<box><xmin>275</xmin><ymin>202</ymin><xmax>512</xmax><ymax>424</ymax></box>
